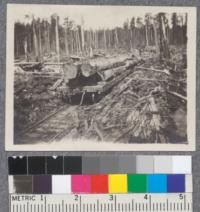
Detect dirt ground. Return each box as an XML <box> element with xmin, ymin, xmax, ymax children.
<box><xmin>14</xmin><ymin>75</ymin><xmax>65</xmax><ymax>133</ymax></box>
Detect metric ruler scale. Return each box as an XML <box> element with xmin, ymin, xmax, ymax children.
<box><xmin>10</xmin><ymin>193</ymin><xmax>192</xmax><ymax>212</ymax></box>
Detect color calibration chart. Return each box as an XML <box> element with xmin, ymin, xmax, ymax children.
<box><xmin>8</xmin><ymin>156</ymin><xmax>193</xmax><ymax>212</ymax></box>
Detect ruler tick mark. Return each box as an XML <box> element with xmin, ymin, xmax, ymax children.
<box><xmin>97</xmin><ymin>200</ymin><xmax>99</xmax><ymax>212</ymax></box>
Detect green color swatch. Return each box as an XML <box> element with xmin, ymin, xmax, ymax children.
<box><xmin>128</xmin><ymin>174</ymin><xmax>147</xmax><ymax>193</ymax></box>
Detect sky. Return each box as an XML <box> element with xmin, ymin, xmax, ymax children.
<box><xmin>8</xmin><ymin>4</ymin><xmax>187</xmax><ymax>30</ymax></box>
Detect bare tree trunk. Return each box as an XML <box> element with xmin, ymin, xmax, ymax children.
<box><xmin>108</xmin><ymin>30</ymin><xmax>111</xmax><ymax>49</ymax></box>
<box><xmin>47</xmin><ymin>23</ymin><xmax>50</xmax><ymax>53</ymax></box>
<box><xmin>91</xmin><ymin>30</ymin><xmax>95</xmax><ymax>51</ymax></box>
<box><xmin>75</xmin><ymin>30</ymin><xmax>79</xmax><ymax>55</ymax></box>
<box><xmin>104</xmin><ymin>29</ymin><xmax>107</xmax><ymax>50</ymax></box>
<box><xmin>27</xmin><ymin>31</ymin><xmax>32</xmax><ymax>56</ymax></box>
<box><xmin>15</xmin><ymin>35</ymin><xmax>19</xmax><ymax>58</ymax></box>
<box><xmin>73</xmin><ymin>31</ymin><xmax>77</xmax><ymax>55</ymax></box>
<box><xmin>55</xmin><ymin>16</ymin><xmax>60</xmax><ymax>63</ymax></box>
<box><xmin>95</xmin><ymin>30</ymin><xmax>98</xmax><ymax>50</ymax></box>
<box><xmin>70</xmin><ymin>31</ymin><xmax>74</xmax><ymax>54</ymax></box>
<box><xmin>153</xmin><ymin>23</ymin><xmax>159</xmax><ymax>54</ymax></box>
<box><xmin>161</xmin><ymin>16</ymin><xmax>167</xmax><ymax>41</ymax></box>
<box><xmin>159</xmin><ymin>14</ymin><xmax>170</xmax><ymax>61</ymax></box>
<box><xmin>130</xmin><ymin>30</ymin><xmax>133</xmax><ymax>51</ymax></box>
<box><xmin>132</xmin><ymin>28</ymin><xmax>135</xmax><ymax>49</ymax></box>
<box><xmin>77</xmin><ymin>29</ymin><xmax>81</xmax><ymax>53</ymax></box>
<box><xmin>32</xmin><ymin>18</ymin><xmax>39</xmax><ymax>61</ymax></box>
<box><xmin>45</xmin><ymin>22</ymin><xmax>50</xmax><ymax>54</ymax></box>
<box><xmin>24</xmin><ymin>37</ymin><xmax>28</xmax><ymax>61</ymax></box>
<box><xmin>81</xmin><ymin>18</ymin><xmax>85</xmax><ymax>52</ymax></box>
<box><xmin>89</xmin><ymin>30</ymin><xmax>93</xmax><ymax>57</ymax></box>
<box><xmin>64</xmin><ymin>29</ymin><xmax>69</xmax><ymax>56</ymax></box>
<box><xmin>93</xmin><ymin>31</ymin><xmax>96</xmax><ymax>50</ymax></box>
<box><xmin>115</xmin><ymin>28</ymin><xmax>119</xmax><ymax>48</ymax></box>
<box><xmin>145</xmin><ymin>24</ymin><xmax>149</xmax><ymax>46</ymax></box>
<box><xmin>38</xmin><ymin>23</ymin><xmax>42</xmax><ymax>60</ymax></box>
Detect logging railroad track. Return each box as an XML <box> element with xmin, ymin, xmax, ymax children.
<box><xmin>15</xmin><ymin>105</ymin><xmax>78</xmax><ymax>144</ymax></box>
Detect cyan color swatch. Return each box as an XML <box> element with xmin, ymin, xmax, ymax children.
<box><xmin>147</xmin><ymin>174</ymin><xmax>167</xmax><ymax>193</ymax></box>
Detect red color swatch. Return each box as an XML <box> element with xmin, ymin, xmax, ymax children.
<box><xmin>91</xmin><ymin>175</ymin><xmax>108</xmax><ymax>193</ymax></box>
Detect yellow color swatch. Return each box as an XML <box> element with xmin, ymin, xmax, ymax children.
<box><xmin>108</xmin><ymin>174</ymin><xmax>127</xmax><ymax>193</ymax></box>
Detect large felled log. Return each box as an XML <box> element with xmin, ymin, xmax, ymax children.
<box><xmin>97</xmin><ymin>59</ymin><xmax>142</xmax><ymax>81</ymax></box>
<box><xmin>81</xmin><ymin>63</ymin><xmax>94</xmax><ymax>77</ymax></box>
<box><xmin>167</xmin><ymin>91</ymin><xmax>187</xmax><ymax>101</ymax></box>
<box><xmin>63</xmin><ymin>63</ymin><xmax>81</xmax><ymax>83</ymax></box>
<box><xmin>135</xmin><ymin>66</ymin><xmax>170</xmax><ymax>75</ymax></box>
<box><xmin>81</xmin><ymin>54</ymin><xmax>132</xmax><ymax>77</ymax></box>
<box><xmin>17</xmin><ymin>62</ymin><xmax>43</xmax><ymax>72</ymax></box>
<box><xmin>49</xmin><ymin>78</ymin><xmax>64</xmax><ymax>90</ymax></box>
<box><xmin>97</xmin><ymin>66</ymin><xmax>126</xmax><ymax>81</ymax></box>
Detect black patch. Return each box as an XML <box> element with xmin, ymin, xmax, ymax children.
<box><xmin>46</xmin><ymin>156</ymin><xmax>63</xmax><ymax>174</ymax></box>
<box><xmin>28</xmin><ymin>157</ymin><xmax>46</xmax><ymax>174</ymax></box>
<box><xmin>8</xmin><ymin>157</ymin><xmax>27</xmax><ymax>175</ymax></box>
<box><xmin>64</xmin><ymin>156</ymin><xmax>82</xmax><ymax>174</ymax></box>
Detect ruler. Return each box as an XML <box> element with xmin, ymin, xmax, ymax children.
<box><xmin>10</xmin><ymin>193</ymin><xmax>192</xmax><ymax>212</ymax></box>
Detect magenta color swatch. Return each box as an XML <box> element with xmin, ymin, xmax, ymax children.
<box><xmin>71</xmin><ymin>175</ymin><xmax>91</xmax><ymax>193</ymax></box>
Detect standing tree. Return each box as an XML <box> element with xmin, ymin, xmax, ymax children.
<box><xmin>130</xmin><ymin>17</ymin><xmax>135</xmax><ymax>50</ymax></box>
<box><xmin>145</xmin><ymin>13</ymin><xmax>151</xmax><ymax>47</ymax></box>
<box><xmin>158</xmin><ymin>13</ymin><xmax>170</xmax><ymax>61</ymax></box>
<box><xmin>32</xmin><ymin>17</ymin><xmax>39</xmax><ymax>61</ymax></box>
<box><xmin>153</xmin><ymin>16</ymin><xmax>159</xmax><ymax>54</ymax></box>
<box><xmin>171</xmin><ymin>13</ymin><xmax>178</xmax><ymax>45</ymax></box>
<box><xmin>54</xmin><ymin>15</ymin><xmax>60</xmax><ymax>62</ymax></box>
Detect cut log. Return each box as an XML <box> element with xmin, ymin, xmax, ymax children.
<box><xmin>136</xmin><ymin>66</ymin><xmax>170</xmax><ymax>75</ymax></box>
<box><xmin>167</xmin><ymin>91</ymin><xmax>187</xmax><ymax>101</ymax></box>
<box><xmin>15</xmin><ymin>62</ymin><xmax>65</xmax><ymax>66</ymax></box>
<box><xmin>14</xmin><ymin>66</ymin><xmax>25</xmax><ymax>74</ymax></box>
<box><xmin>97</xmin><ymin>68</ymin><xmax>114</xmax><ymax>81</ymax></box>
<box><xmin>97</xmin><ymin>59</ymin><xmax>142</xmax><ymax>82</ymax></box>
<box><xmin>17</xmin><ymin>62</ymin><xmax>43</xmax><ymax>72</ymax></box>
<box><xmin>49</xmin><ymin>78</ymin><xmax>64</xmax><ymax>90</ymax></box>
<box><xmin>70</xmin><ymin>55</ymin><xmax>84</xmax><ymax>61</ymax></box>
<box><xmin>97</xmin><ymin>65</ymin><xmax>126</xmax><ymax>81</ymax></box>
<box><xmin>15</xmin><ymin>71</ymin><xmax>62</xmax><ymax>78</ymax></box>
<box><xmin>81</xmin><ymin>54</ymin><xmax>132</xmax><ymax>77</ymax></box>
<box><xmin>81</xmin><ymin>63</ymin><xmax>95</xmax><ymax>77</ymax></box>
<box><xmin>63</xmin><ymin>63</ymin><xmax>81</xmax><ymax>82</ymax></box>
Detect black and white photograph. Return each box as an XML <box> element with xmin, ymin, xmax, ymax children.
<box><xmin>5</xmin><ymin>4</ymin><xmax>196</xmax><ymax>151</ymax></box>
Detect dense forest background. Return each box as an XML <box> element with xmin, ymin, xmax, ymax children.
<box><xmin>14</xmin><ymin>12</ymin><xmax>187</xmax><ymax>61</ymax></box>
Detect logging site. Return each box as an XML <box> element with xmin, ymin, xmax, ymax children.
<box><xmin>12</xmin><ymin>7</ymin><xmax>188</xmax><ymax>145</ymax></box>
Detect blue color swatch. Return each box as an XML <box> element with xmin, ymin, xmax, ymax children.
<box><xmin>167</xmin><ymin>174</ymin><xmax>185</xmax><ymax>193</ymax></box>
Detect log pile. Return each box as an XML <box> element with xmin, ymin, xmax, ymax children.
<box><xmin>63</xmin><ymin>54</ymin><xmax>134</xmax><ymax>81</ymax></box>
<box><xmin>81</xmin><ymin>54</ymin><xmax>131</xmax><ymax>77</ymax></box>
<box><xmin>61</xmin><ymin>54</ymin><xmax>142</xmax><ymax>97</ymax></box>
